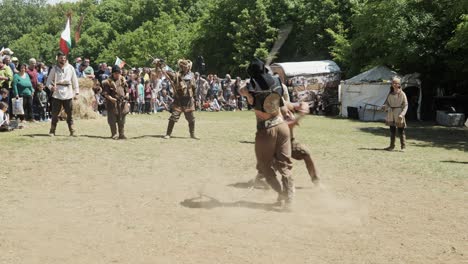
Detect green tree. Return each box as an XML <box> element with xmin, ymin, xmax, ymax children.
<box><xmin>98</xmin><ymin>11</ymin><xmax>195</xmax><ymax>68</ymax></box>
<box><xmin>9</xmin><ymin>32</ymin><xmax>56</xmax><ymax>64</ymax></box>
<box><xmin>229</xmin><ymin>1</ymin><xmax>276</xmax><ymax>74</ymax></box>
<box><xmin>0</xmin><ymin>0</ymin><xmax>47</xmax><ymax>47</ymax></box>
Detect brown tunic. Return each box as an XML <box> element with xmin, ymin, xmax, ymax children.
<box><xmin>102</xmin><ymin>76</ymin><xmax>129</xmax><ymax>113</ymax></box>
<box><xmin>166</xmin><ymin>71</ymin><xmax>196</xmax><ymax>112</ymax></box>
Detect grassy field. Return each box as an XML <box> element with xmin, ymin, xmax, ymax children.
<box><xmin>1</xmin><ymin>112</ymin><xmax>467</xmax><ymax>264</ymax></box>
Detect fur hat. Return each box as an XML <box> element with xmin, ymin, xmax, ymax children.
<box><xmin>178</xmin><ymin>59</ymin><xmax>192</xmax><ymax>70</ymax></box>
<box><xmin>1</xmin><ymin>48</ymin><xmax>13</xmax><ymax>55</ymax></box>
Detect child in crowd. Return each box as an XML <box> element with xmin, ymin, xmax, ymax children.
<box><xmin>35</xmin><ymin>83</ymin><xmax>48</xmax><ymax>121</ymax></box>
<box><xmin>0</xmin><ymin>88</ymin><xmax>8</xmax><ymax>104</ymax></box>
<box><xmin>92</xmin><ymin>80</ymin><xmax>105</xmax><ymax>114</ymax></box>
<box><xmin>127</xmin><ymin>78</ymin><xmax>137</xmax><ymax>114</ymax></box>
<box><xmin>0</xmin><ymin>102</ymin><xmax>13</xmax><ymax>131</ymax></box>
<box><xmin>210</xmin><ymin>96</ymin><xmax>221</xmax><ymax>112</ymax></box>
<box><xmin>157</xmin><ymin>89</ymin><xmax>173</xmax><ymax>112</ymax></box>
<box><xmin>144</xmin><ymin>80</ymin><xmax>152</xmax><ymax>114</ymax></box>
<box><xmin>137</xmin><ymin>81</ymin><xmax>145</xmax><ymax>113</ymax></box>
<box><xmin>202</xmin><ymin>98</ymin><xmax>211</xmax><ymax>111</ymax></box>
<box><xmin>227</xmin><ymin>94</ymin><xmax>237</xmax><ymax>111</ymax></box>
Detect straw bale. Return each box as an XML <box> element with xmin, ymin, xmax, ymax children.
<box><xmin>59</xmin><ymin>78</ymin><xmax>99</xmax><ymax>119</ymax></box>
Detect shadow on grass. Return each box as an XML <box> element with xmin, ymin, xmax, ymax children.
<box><xmin>228</xmin><ymin>181</ymin><xmax>268</xmax><ymax>190</ymax></box>
<box><xmin>359</xmin><ymin>124</ymin><xmax>467</xmax><ymax>151</ymax></box>
<box><xmin>358</xmin><ymin>147</ymin><xmax>389</xmax><ymax>152</ymax></box>
<box><xmin>228</xmin><ymin>181</ymin><xmax>311</xmax><ymax>190</ymax></box>
<box><xmin>130</xmin><ymin>134</ymin><xmax>192</xmax><ymax>140</ymax></box>
<box><xmin>239</xmin><ymin>140</ymin><xmax>255</xmax><ymax>144</ymax></box>
<box><xmin>180</xmin><ymin>194</ymin><xmax>284</xmax><ymax>212</ymax></box>
<box><xmin>79</xmin><ymin>135</ymin><xmax>112</xmax><ymax>139</ymax></box>
<box><xmin>22</xmin><ymin>134</ymin><xmax>76</xmax><ymax>138</ymax></box>
<box><xmin>441</xmin><ymin>160</ymin><xmax>468</xmax><ymax>164</ymax></box>
<box><xmin>358</xmin><ymin>147</ymin><xmax>405</xmax><ymax>152</ymax></box>
<box><xmin>22</xmin><ymin>133</ymin><xmax>52</xmax><ymax>138</ymax></box>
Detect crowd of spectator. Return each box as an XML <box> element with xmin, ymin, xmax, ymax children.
<box><xmin>0</xmin><ymin>51</ymin><xmax>250</xmax><ymax>132</ymax></box>
<box><xmin>89</xmin><ymin>58</ymin><xmax>248</xmax><ymax>116</ymax></box>
<box><xmin>0</xmin><ymin>49</ymin><xmax>51</xmax><ymax>131</ymax></box>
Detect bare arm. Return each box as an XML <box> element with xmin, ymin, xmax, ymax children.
<box><xmin>239</xmin><ymin>84</ymin><xmax>254</xmax><ymax>105</ymax></box>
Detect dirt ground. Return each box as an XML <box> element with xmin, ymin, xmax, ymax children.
<box><xmin>0</xmin><ymin>112</ymin><xmax>466</xmax><ymax>264</ymax></box>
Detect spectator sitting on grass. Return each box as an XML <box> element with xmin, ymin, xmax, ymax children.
<box><xmin>227</xmin><ymin>94</ymin><xmax>237</xmax><ymax>111</ymax></box>
<box><xmin>0</xmin><ymin>102</ymin><xmax>13</xmax><ymax>131</ymax></box>
<box><xmin>209</xmin><ymin>96</ymin><xmax>221</xmax><ymax>112</ymax></box>
<box><xmin>158</xmin><ymin>89</ymin><xmax>173</xmax><ymax>112</ymax></box>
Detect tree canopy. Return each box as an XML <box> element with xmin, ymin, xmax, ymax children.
<box><xmin>2</xmin><ymin>0</ymin><xmax>466</xmax><ymax>91</ymax></box>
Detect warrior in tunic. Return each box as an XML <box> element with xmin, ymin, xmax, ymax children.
<box><xmin>239</xmin><ymin>58</ymin><xmax>294</xmax><ymax>209</ymax></box>
<box><xmin>154</xmin><ymin>59</ymin><xmax>198</xmax><ymax>139</ymax></box>
<box><xmin>101</xmin><ymin>65</ymin><xmax>129</xmax><ymax>140</ymax></box>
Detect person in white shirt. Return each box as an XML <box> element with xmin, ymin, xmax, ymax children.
<box><xmin>0</xmin><ymin>102</ymin><xmax>12</xmax><ymax>131</ymax></box>
<box><xmin>46</xmin><ymin>51</ymin><xmax>79</xmax><ymax>136</ymax></box>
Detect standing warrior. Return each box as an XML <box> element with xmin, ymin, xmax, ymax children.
<box><xmin>101</xmin><ymin>65</ymin><xmax>129</xmax><ymax>140</ymax></box>
<box><xmin>46</xmin><ymin>51</ymin><xmax>79</xmax><ymax>136</ymax></box>
<box><xmin>239</xmin><ymin>58</ymin><xmax>294</xmax><ymax>208</ymax></box>
<box><xmin>154</xmin><ymin>59</ymin><xmax>198</xmax><ymax>139</ymax></box>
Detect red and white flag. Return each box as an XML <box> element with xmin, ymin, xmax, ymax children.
<box><xmin>59</xmin><ymin>17</ymin><xmax>72</xmax><ymax>55</ymax></box>
<box><xmin>115</xmin><ymin>56</ymin><xmax>126</xmax><ymax>69</ymax></box>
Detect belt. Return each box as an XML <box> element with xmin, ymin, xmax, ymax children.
<box><xmin>257</xmin><ymin>116</ymin><xmax>283</xmax><ymax>130</ymax></box>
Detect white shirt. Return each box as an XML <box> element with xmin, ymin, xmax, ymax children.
<box><xmin>46</xmin><ymin>63</ymin><xmax>79</xmax><ymax>100</ymax></box>
<box><xmin>0</xmin><ymin>110</ymin><xmax>9</xmax><ymax>126</ymax></box>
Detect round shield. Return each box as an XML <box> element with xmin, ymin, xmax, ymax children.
<box><xmin>263</xmin><ymin>93</ymin><xmax>281</xmax><ymax>114</ymax></box>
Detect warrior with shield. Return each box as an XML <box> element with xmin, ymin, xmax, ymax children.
<box><xmin>239</xmin><ymin>58</ymin><xmax>294</xmax><ymax>208</ymax></box>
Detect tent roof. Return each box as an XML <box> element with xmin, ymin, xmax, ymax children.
<box><xmin>271</xmin><ymin>60</ymin><xmax>340</xmax><ymax>77</ymax></box>
<box><xmin>345</xmin><ymin>65</ymin><xmax>399</xmax><ymax>84</ymax></box>
<box><xmin>401</xmin><ymin>73</ymin><xmax>421</xmax><ymax>88</ymax></box>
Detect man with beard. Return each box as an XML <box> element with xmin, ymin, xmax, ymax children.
<box><xmin>239</xmin><ymin>58</ymin><xmax>294</xmax><ymax>209</ymax></box>
<box><xmin>154</xmin><ymin>59</ymin><xmax>198</xmax><ymax>140</ymax></box>
<box><xmin>46</xmin><ymin>51</ymin><xmax>80</xmax><ymax>136</ymax></box>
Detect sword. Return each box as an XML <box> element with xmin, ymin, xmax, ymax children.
<box><xmin>265</xmin><ymin>24</ymin><xmax>293</xmax><ymax>68</ymax></box>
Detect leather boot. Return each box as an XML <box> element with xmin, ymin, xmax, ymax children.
<box><xmin>118</xmin><ymin>124</ymin><xmax>126</xmax><ymax>140</ymax></box>
<box><xmin>385</xmin><ymin>128</ymin><xmax>396</xmax><ymax>151</ymax></box>
<box><xmin>164</xmin><ymin>120</ymin><xmax>175</xmax><ymax>139</ymax></box>
<box><xmin>110</xmin><ymin>123</ymin><xmax>118</xmax><ymax>139</ymax></box>
<box><xmin>281</xmin><ymin>176</ymin><xmax>295</xmax><ymax>205</ymax></box>
<box><xmin>49</xmin><ymin>125</ymin><xmax>56</xmax><ymax>137</ymax></box>
<box><xmin>68</xmin><ymin>124</ymin><xmax>76</xmax><ymax>137</ymax></box>
<box><xmin>400</xmin><ymin>128</ymin><xmax>406</xmax><ymax>151</ymax></box>
<box><xmin>189</xmin><ymin>121</ymin><xmax>199</xmax><ymax>139</ymax></box>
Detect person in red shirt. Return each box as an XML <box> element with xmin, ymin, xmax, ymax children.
<box><xmin>26</xmin><ymin>58</ymin><xmax>38</xmax><ymax>91</ymax></box>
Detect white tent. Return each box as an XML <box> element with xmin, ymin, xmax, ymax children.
<box><xmin>270</xmin><ymin>61</ymin><xmax>341</xmax><ymax>89</ymax></box>
<box><xmin>270</xmin><ymin>61</ymin><xmax>342</xmax><ymax>112</ymax></box>
<box><xmin>271</xmin><ymin>61</ymin><xmax>341</xmax><ymax>77</ymax></box>
<box><xmin>340</xmin><ymin>66</ymin><xmax>422</xmax><ymax>121</ymax></box>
